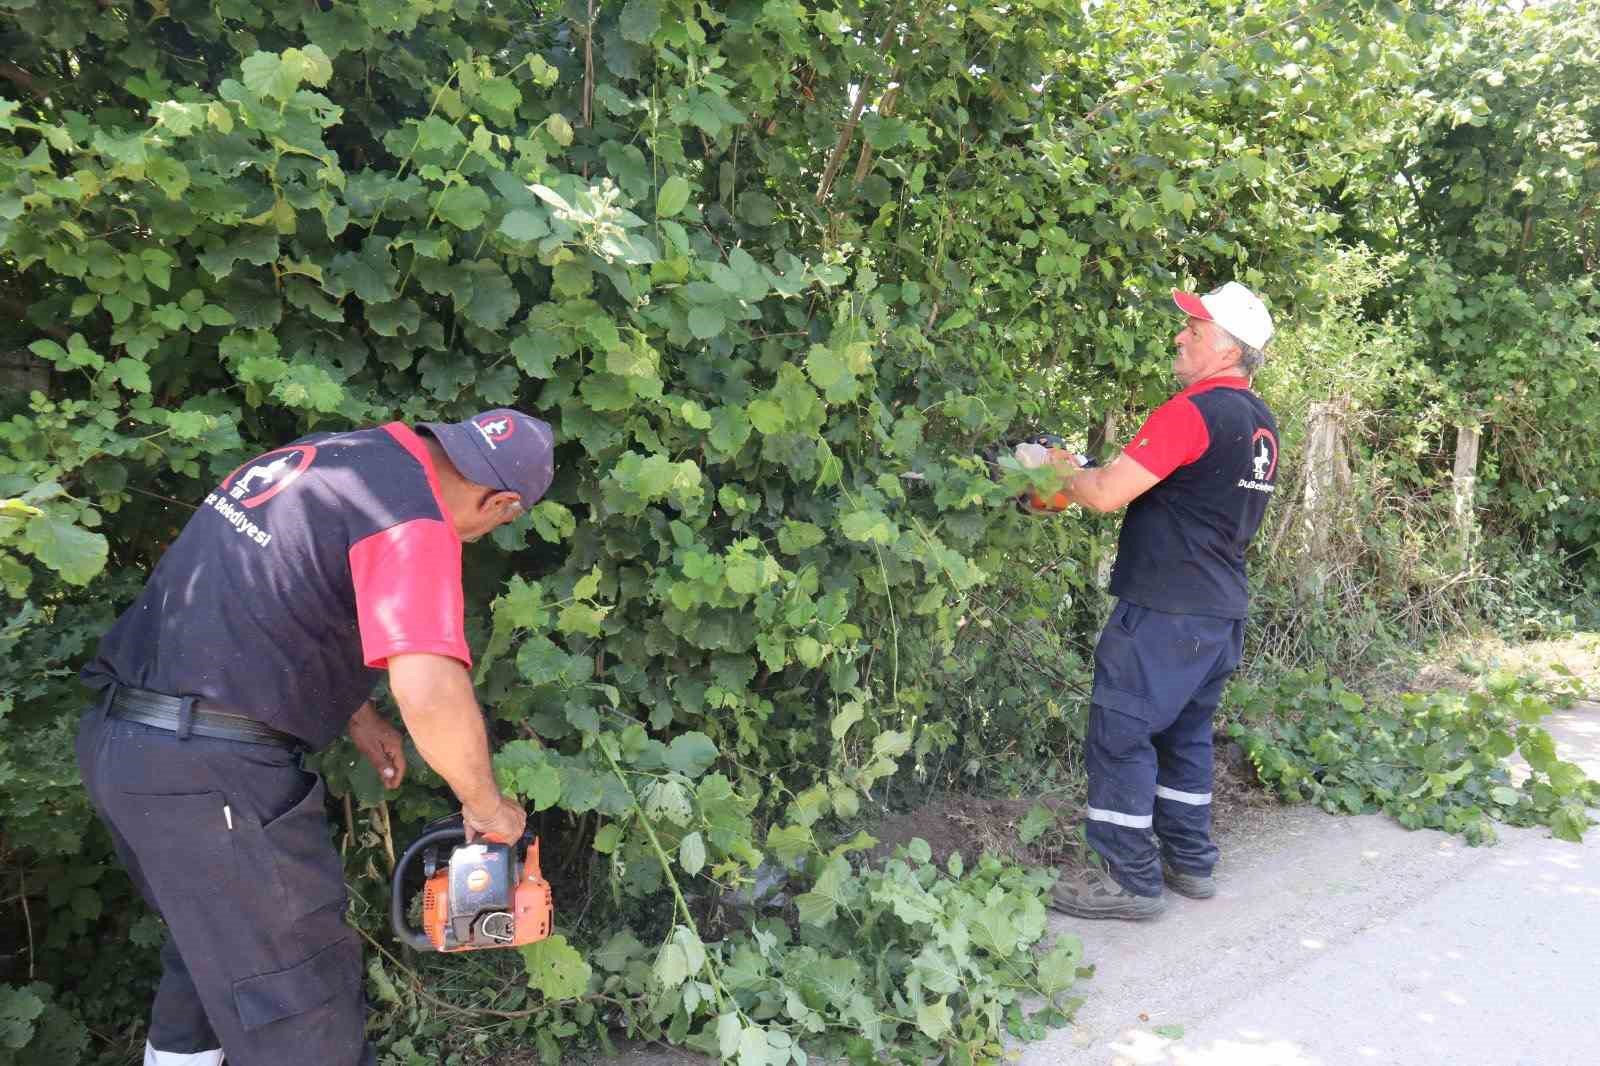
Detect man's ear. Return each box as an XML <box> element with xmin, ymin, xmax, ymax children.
<box><xmin>485</xmin><ymin>489</ymin><xmax>522</xmax><ymax>516</ymax></box>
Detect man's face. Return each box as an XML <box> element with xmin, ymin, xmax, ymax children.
<box><xmin>1172</xmin><ymin>316</ymin><xmax>1240</xmax><ymax>387</ymax></box>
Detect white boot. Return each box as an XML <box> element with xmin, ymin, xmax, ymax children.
<box><xmin>144</xmin><ymin>1043</ymin><xmax>224</xmax><ymax>1066</ymax></box>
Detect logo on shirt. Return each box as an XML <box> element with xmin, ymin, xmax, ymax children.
<box><xmin>219</xmin><ymin>445</ymin><xmax>317</xmax><ymax>509</ymax></box>
<box><xmin>1238</xmin><ymin>429</ymin><xmax>1278</xmax><ymax>493</ymax></box>
<box><xmin>475</xmin><ymin>416</ymin><xmax>514</xmax><ymax>450</ymax></box>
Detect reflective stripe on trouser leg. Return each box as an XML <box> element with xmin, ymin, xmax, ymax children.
<box><xmin>1083</xmin><ymin>703</ymin><xmax>1162</xmax><ymax>896</ymax></box>
<box><xmin>145</xmin><ymin>1045</ymin><xmax>224</xmax><ymax>1066</ymax></box>
<box><xmin>1152</xmin><ymin>694</ymin><xmax>1221</xmax><ymax>876</ymax></box>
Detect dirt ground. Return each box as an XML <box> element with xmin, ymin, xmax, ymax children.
<box><xmin>1412</xmin><ymin>629</ymin><xmax>1600</xmax><ymax>695</ymax></box>
<box><xmin>859</xmin><ymin>754</ymin><xmax>1274</xmax><ymax>877</ymax></box>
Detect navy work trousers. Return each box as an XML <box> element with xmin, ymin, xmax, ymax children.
<box><xmin>76</xmin><ymin>701</ymin><xmax>375</xmax><ymax>1066</ymax></box>
<box><xmin>1083</xmin><ymin>600</ymin><xmax>1244</xmax><ymax>897</ymax></box>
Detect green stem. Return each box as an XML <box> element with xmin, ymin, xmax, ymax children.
<box><xmin>597</xmin><ymin>744</ymin><xmax>738</xmax><ymax>1016</ymax></box>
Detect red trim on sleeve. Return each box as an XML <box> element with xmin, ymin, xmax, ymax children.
<box><xmin>1123</xmin><ymin>396</ymin><xmax>1211</xmax><ymax>479</ymax></box>
<box><xmin>349</xmin><ymin>518</ymin><xmax>471</xmax><ymax>669</ymax></box>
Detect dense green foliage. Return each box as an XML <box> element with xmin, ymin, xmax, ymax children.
<box><xmin>1228</xmin><ymin>669</ymin><xmax>1597</xmax><ymax>846</ymax></box>
<box><xmin>2</xmin><ymin>0</ymin><xmax>1596</xmax><ymax>1062</ymax></box>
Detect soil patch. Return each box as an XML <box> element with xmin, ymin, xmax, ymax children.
<box><xmin>1402</xmin><ymin>631</ymin><xmax>1600</xmax><ymax>696</ymax></box>
<box><xmin>858</xmin><ymin>745</ymin><xmax>1275</xmax><ymax>875</ymax></box>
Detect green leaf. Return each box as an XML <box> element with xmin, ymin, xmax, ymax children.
<box><xmin>619</xmin><ymin>0</ymin><xmax>662</xmax><ymax>43</ymax></box>
<box><xmin>804</xmin><ymin>344</ymin><xmax>850</xmax><ymax>390</ymax></box>
<box><xmin>916</xmin><ymin>997</ymin><xmax>952</xmax><ymax>1041</ymax></box>
<box><xmin>644</xmin><ymin>779</ymin><xmax>693</xmax><ymax>825</ymax></box>
<box><xmin>0</xmin><ymin>984</ymin><xmax>46</xmax><ymax>1048</ymax></box>
<box><xmin>546</xmin><ymin>113</ymin><xmax>574</xmax><ymax>147</ymax></box>
<box><xmin>657</xmin><ymin>175</ymin><xmax>691</xmax><ymax>218</ymax></box>
<box><xmin>679</xmin><ymin>831</ymin><xmax>706</xmax><ymax>875</ymax></box>
<box><xmin>912</xmin><ymin>945</ymin><xmax>961</xmax><ymax>994</ymax></box>
<box><xmin>520</xmin><ymin>762</ymin><xmax>562</xmax><ymax>811</ymax></box>
<box><xmin>1018</xmin><ymin>803</ymin><xmax>1057</xmax><ymax>844</ymax></box>
<box><xmin>521</xmin><ymin>935</ymin><xmax>591</xmax><ymax>1001</ymax></box>
<box><xmin>477</xmin><ymin>77</ymin><xmax>522</xmax><ymax>115</ymax></box>
<box><xmin>687</xmin><ymin>306</ymin><xmax>725</xmax><ymax>340</ymax></box>
<box><xmin>716</xmin><ymin>1013</ymin><xmax>742</xmax><ymax>1058</ymax></box>
<box><xmin>593</xmin><ymin>928</ymin><xmax>642</xmax><ymax>972</ymax></box>
<box><xmin>499</xmin><ymin>209</ymin><xmax>549</xmax><ymax>241</ymax></box>
<box><xmin>831</xmin><ymin>700</ymin><xmax>864</xmax><ymax>741</ymax></box>
<box><xmin>434</xmin><ymin>184</ymin><xmax>492</xmax><ymax>230</ymax></box>
<box><xmin>747</xmin><ymin>398</ymin><xmax>785</xmax><ymax>434</ymax></box>
<box><xmin>457</xmin><ymin>259</ymin><xmax>521</xmax><ymax>330</ymax></box>
<box><xmin>766</xmin><ymin>824</ymin><xmax>813</xmax><ymax>866</ymax></box>
<box><xmin>652</xmin><ymin>925</ymin><xmax>705</xmax><ymax>987</ymax></box>
<box><xmin>22</xmin><ymin>514</ymin><xmax>108</xmax><ymax>585</ymax></box>
<box><xmin>663</xmin><ymin>732</ymin><xmax>717</xmax><ymax>777</ymax></box>
<box><xmin>840</xmin><ymin>508</ymin><xmax>896</xmax><ymax>545</ymax></box>
<box><xmin>1036</xmin><ymin>936</ymin><xmax>1083</xmax><ymax>996</ymax></box>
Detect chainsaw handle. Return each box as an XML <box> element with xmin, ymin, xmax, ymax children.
<box><xmin>391</xmin><ymin>827</ymin><xmax>467</xmax><ymax>952</ymax></box>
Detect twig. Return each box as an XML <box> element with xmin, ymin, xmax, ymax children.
<box><xmin>353</xmin><ymin>922</ymin><xmax>643</xmax><ymax>1020</ymax></box>
<box><xmin>815</xmin><ymin>15</ymin><xmax>901</xmax><ymax>204</ymax></box>
<box><xmin>127</xmin><ymin>485</ymin><xmax>199</xmax><ymax>510</ymax></box>
<box><xmin>342</xmin><ymin>790</ymin><xmax>356</xmax><ymax>855</ymax></box>
<box><xmin>581</xmin><ymin>0</ymin><xmax>595</xmax><ymax>129</ymax></box>
<box><xmin>20</xmin><ymin>868</ymin><xmax>34</xmax><ymax>980</ymax></box>
<box><xmin>378</xmin><ymin>799</ymin><xmax>397</xmax><ymax>874</ymax></box>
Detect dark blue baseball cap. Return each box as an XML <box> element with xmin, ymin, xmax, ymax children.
<box><xmin>419</xmin><ymin>408</ymin><xmax>555</xmax><ymax>506</ymax></box>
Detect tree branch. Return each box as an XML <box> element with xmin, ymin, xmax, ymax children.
<box><xmin>816</xmin><ymin>16</ymin><xmax>901</xmax><ymax>205</ymax></box>
<box><xmin>0</xmin><ymin>63</ymin><xmax>42</xmax><ymax>97</ymax></box>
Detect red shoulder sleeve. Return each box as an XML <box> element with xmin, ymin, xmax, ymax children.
<box><xmin>348</xmin><ymin>519</ymin><xmax>471</xmax><ymax>669</ymax></box>
<box><xmin>1122</xmin><ymin>396</ymin><xmax>1210</xmax><ymax>479</ymax></box>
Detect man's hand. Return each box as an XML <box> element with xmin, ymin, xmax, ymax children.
<box><xmin>348</xmin><ymin>701</ymin><xmax>407</xmax><ymax>789</ymax></box>
<box><xmin>463</xmin><ymin>794</ymin><xmax>527</xmax><ymax>844</ymax></box>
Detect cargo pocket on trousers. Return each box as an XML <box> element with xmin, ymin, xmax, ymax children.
<box><xmin>116</xmin><ymin>791</ymin><xmax>239</xmax><ymax>893</ymax></box>
<box><xmin>233</xmin><ymin>934</ymin><xmax>360</xmax><ymax>1031</ymax></box>
<box><xmin>259</xmin><ymin>774</ymin><xmax>347</xmax><ymax>920</ymax></box>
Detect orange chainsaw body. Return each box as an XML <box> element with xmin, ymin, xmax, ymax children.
<box><xmin>394</xmin><ymin>823</ymin><xmax>554</xmax><ymax>954</ymax></box>
<box><xmin>1025</xmin><ymin>447</ymin><xmax>1079</xmax><ymax>513</ymax></box>
<box><xmin>414</xmin><ymin>837</ymin><xmax>553</xmax><ymax>953</ymax></box>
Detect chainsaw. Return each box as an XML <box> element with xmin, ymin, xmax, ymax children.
<box><xmin>390</xmin><ymin>816</ymin><xmax>553</xmax><ymax>953</ymax></box>
<box><xmin>1001</xmin><ymin>433</ymin><xmax>1098</xmax><ymax>514</ymax></box>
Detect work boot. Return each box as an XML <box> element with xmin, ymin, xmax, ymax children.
<box><xmin>1161</xmin><ymin>860</ymin><xmax>1216</xmax><ymax>899</ymax></box>
<box><xmin>1048</xmin><ymin>866</ymin><xmax>1165</xmax><ymax>920</ymax></box>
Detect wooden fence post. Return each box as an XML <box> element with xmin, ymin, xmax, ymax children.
<box><xmin>1091</xmin><ymin>409</ymin><xmax>1120</xmax><ymax>589</ymax></box>
<box><xmin>1299</xmin><ymin>401</ymin><xmax>1346</xmax><ymax>596</ymax></box>
<box><xmin>1452</xmin><ymin>421</ymin><xmax>1482</xmax><ymax>564</ymax></box>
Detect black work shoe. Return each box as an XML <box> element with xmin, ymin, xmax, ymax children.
<box><xmin>1161</xmin><ymin>861</ymin><xmax>1216</xmax><ymax>899</ymax></box>
<box><xmin>1049</xmin><ymin>867</ymin><xmax>1166</xmax><ymax>920</ymax></box>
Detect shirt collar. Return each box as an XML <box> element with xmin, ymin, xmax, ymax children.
<box><xmin>1178</xmin><ymin>375</ymin><xmax>1252</xmax><ymax>398</ymax></box>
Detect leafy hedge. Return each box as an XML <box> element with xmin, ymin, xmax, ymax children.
<box><xmin>3</xmin><ymin>0</ymin><xmax>1596</xmax><ymax>1062</ymax></box>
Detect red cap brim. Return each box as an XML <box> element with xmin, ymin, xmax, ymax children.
<box><xmin>1172</xmin><ymin>289</ymin><xmax>1211</xmax><ymax>320</ymax></box>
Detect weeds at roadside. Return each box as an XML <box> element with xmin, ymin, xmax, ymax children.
<box><xmin>1224</xmin><ymin>668</ymin><xmax>1598</xmax><ymax>845</ymax></box>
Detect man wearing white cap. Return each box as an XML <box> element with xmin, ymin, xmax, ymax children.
<box><xmin>1016</xmin><ymin>282</ymin><xmax>1280</xmax><ymax>919</ymax></box>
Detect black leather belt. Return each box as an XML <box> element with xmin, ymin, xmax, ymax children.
<box><xmin>108</xmin><ymin>687</ymin><xmax>304</xmax><ymax>750</ymax></box>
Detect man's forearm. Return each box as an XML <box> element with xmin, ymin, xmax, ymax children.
<box><xmin>1043</xmin><ymin>454</ymin><xmax>1160</xmax><ymax>513</ymax></box>
<box><xmin>387</xmin><ymin>654</ymin><xmax>501</xmax><ymax>810</ymax></box>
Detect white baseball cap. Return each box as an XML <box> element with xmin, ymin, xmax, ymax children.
<box><xmin>1172</xmin><ymin>281</ymin><xmax>1274</xmax><ymax>350</ymax></box>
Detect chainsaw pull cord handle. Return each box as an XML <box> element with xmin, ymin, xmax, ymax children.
<box><xmin>391</xmin><ymin>827</ymin><xmax>468</xmax><ymax>952</ymax></box>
